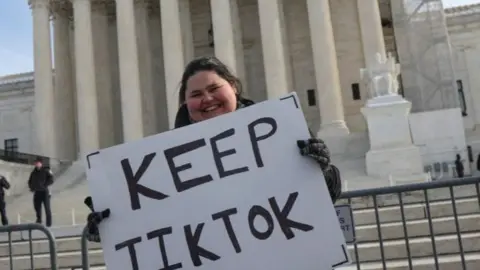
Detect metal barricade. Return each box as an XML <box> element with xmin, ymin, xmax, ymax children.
<box><xmin>0</xmin><ymin>223</ymin><xmax>57</xmax><ymax>270</ymax></box>
<box><xmin>81</xmin><ymin>226</ymin><xmax>106</xmax><ymax>270</ymax></box>
<box><xmin>81</xmin><ymin>226</ymin><xmax>90</xmax><ymax>270</ymax></box>
<box><xmin>79</xmin><ymin>177</ymin><xmax>480</xmax><ymax>270</ymax></box>
<box><xmin>338</xmin><ymin>176</ymin><xmax>480</xmax><ymax>269</ymax></box>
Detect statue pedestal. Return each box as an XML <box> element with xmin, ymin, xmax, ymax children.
<box><xmin>361</xmin><ymin>97</ymin><xmax>429</xmax><ymax>182</ymax></box>
<box><xmin>365</xmin><ymin>94</ymin><xmax>404</xmax><ymax>107</ymax></box>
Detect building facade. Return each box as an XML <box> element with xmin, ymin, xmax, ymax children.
<box><xmin>446</xmin><ymin>4</ymin><xmax>480</xmax><ymax>133</ymax></box>
<box><xmin>0</xmin><ymin>0</ymin><xmax>478</xmax><ymax>164</ymax></box>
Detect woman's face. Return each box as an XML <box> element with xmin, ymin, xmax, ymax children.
<box><xmin>185</xmin><ymin>71</ymin><xmax>238</xmax><ymax>122</ymax></box>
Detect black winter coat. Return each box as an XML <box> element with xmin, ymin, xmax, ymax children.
<box><xmin>28</xmin><ymin>167</ymin><xmax>53</xmax><ymax>192</ymax></box>
<box><xmin>0</xmin><ymin>175</ymin><xmax>10</xmax><ymax>200</ymax></box>
<box><xmin>173</xmin><ymin>97</ymin><xmax>342</xmax><ymax>203</ymax></box>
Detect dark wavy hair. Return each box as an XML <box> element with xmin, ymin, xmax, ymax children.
<box><xmin>178</xmin><ymin>56</ymin><xmax>243</xmax><ymax>105</ymax></box>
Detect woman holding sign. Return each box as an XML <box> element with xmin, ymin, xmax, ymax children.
<box><xmin>85</xmin><ymin>56</ymin><xmax>342</xmax><ymax>242</ymax></box>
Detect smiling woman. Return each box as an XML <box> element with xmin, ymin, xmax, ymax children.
<box><xmin>84</xmin><ymin>56</ymin><xmax>343</xmax><ymax>244</ymax></box>
<box><xmin>184</xmin><ymin>69</ymin><xmax>238</xmax><ymax>122</ymax></box>
<box><xmin>175</xmin><ymin>57</ymin><xmax>249</xmax><ymax>127</ymax></box>
<box><xmin>173</xmin><ymin>57</ymin><xmax>341</xmax><ymax>203</ymax></box>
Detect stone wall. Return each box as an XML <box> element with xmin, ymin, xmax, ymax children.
<box><xmin>0</xmin><ymin>79</ymin><xmax>35</xmax><ymax>154</ymax></box>
<box><xmin>447</xmin><ymin>18</ymin><xmax>480</xmax><ymax>131</ymax></box>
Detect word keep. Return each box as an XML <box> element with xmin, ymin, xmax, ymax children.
<box><xmin>121</xmin><ymin>117</ymin><xmax>278</xmax><ymax>211</ymax></box>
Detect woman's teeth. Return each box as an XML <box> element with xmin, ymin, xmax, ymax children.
<box><xmin>204</xmin><ymin>105</ymin><xmax>220</xmax><ymax>112</ymax></box>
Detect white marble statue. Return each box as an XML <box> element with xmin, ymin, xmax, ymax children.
<box><xmin>361</xmin><ymin>52</ymin><xmax>401</xmax><ymax>99</ymax></box>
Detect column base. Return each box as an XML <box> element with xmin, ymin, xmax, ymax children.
<box><xmin>316</xmin><ymin>121</ymin><xmax>350</xmax><ymax>155</ymax></box>
<box><xmin>317</xmin><ymin>120</ymin><xmax>350</xmax><ymax>137</ymax></box>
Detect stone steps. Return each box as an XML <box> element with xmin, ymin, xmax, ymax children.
<box><xmin>352</xmin><ymin>197</ymin><xmax>479</xmax><ymax>226</ymax></box>
<box><xmin>1</xmin><ymin>201</ymin><xmax>478</xmax><ymax>268</ymax></box>
<box><xmin>344</xmin><ymin>184</ymin><xmax>480</xmax><ymax>209</ymax></box>
<box><xmin>1</xmin><ymin>230</ymin><xmax>479</xmax><ymax>269</ymax></box>
<box><xmin>355</xmin><ymin>212</ymin><xmax>480</xmax><ymax>242</ymax></box>
<box><xmin>2</xmin><ymin>219</ymin><xmax>474</xmax><ymax>262</ymax></box>
<box><xmin>0</xmin><ymin>236</ymin><xmax>101</xmax><ymax>257</ymax></box>
<box><xmin>339</xmin><ymin>252</ymin><xmax>480</xmax><ymax>269</ymax></box>
<box><xmin>0</xmin><ymin>248</ymin><xmax>104</xmax><ymax>270</ymax></box>
<box><xmin>2</xmin><ymin>245</ymin><xmax>480</xmax><ymax>270</ymax></box>
<box><xmin>350</xmin><ymin>231</ymin><xmax>480</xmax><ymax>262</ymax></box>
<box><xmin>67</xmin><ymin>267</ymin><xmax>105</xmax><ymax>270</ymax></box>
<box><xmin>0</xmin><ymin>174</ymin><xmax>477</xmax><ymax>269</ymax></box>
<box><xmin>1</xmin><ymin>212</ymin><xmax>477</xmax><ymax>268</ymax></box>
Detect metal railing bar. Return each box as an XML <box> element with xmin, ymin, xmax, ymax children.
<box><xmin>476</xmin><ymin>183</ymin><xmax>480</xmax><ymax>210</ymax></box>
<box><xmin>8</xmin><ymin>231</ymin><xmax>12</xmax><ymax>270</ymax></box>
<box><xmin>348</xmin><ymin>197</ymin><xmax>361</xmax><ymax>270</ymax></box>
<box><xmin>81</xmin><ymin>226</ymin><xmax>90</xmax><ymax>270</ymax></box>
<box><xmin>372</xmin><ymin>196</ymin><xmax>387</xmax><ymax>269</ymax></box>
<box><xmin>449</xmin><ymin>186</ymin><xmax>466</xmax><ymax>269</ymax></box>
<box><xmin>349</xmin><ymin>194</ymin><xmax>480</xmax><ymax>211</ymax></box>
<box><xmin>28</xmin><ymin>229</ymin><xmax>34</xmax><ymax>270</ymax></box>
<box><xmin>423</xmin><ymin>190</ymin><xmax>439</xmax><ymax>270</ymax></box>
<box><xmin>0</xmin><ymin>224</ymin><xmax>57</xmax><ymax>269</ymax></box>
<box><xmin>340</xmin><ymin>177</ymin><xmax>480</xmax><ymax>198</ymax></box>
<box><xmin>398</xmin><ymin>192</ymin><xmax>413</xmax><ymax>269</ymax></box>
<box><xmin>348</xmin><ymin>229</ymin><xmax>480</xmax><ymax>246</ymax></box>
<box><xmin>348</xmin><ymin>250</ymin><xmax>480</xmax><ymax>265</ymax></box>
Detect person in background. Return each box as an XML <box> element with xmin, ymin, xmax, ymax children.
<box><xmin>28</xmin><ymin>158</ymin><xmax>54</xmax><ymax>227</ymax></box>
<box><xmin>455</xmin><ymin>154</ymin><xmax>464</xmax><ymax>178</ymax></box>
<box><xmin>0</xmin><ymin>175</ymin><xmax>10</xmax><ymax>226</ymax></box>
<box><xmin>476</xmin><ymin>152</ymin><xmax>480</xmax><ymax>172</ymax></box>
<box><xmin>84</xmin><ymin>56</ymin><xmax>342</xmax><ymax>242</ymax></box>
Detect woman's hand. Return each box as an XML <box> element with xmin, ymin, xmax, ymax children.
<box><xmin>296</xmin><ymin>138</ymin><xmax>331</xmax><ymax>172</ymax></box>
<box><xmin>296</xmin><ymin>138</ymin><xmax>341</xmax><ymax>203</ymax></box>
<box><xmin>84</xmin><ymin>196</ymin><xmax>110</xmax><ymax>243</ymax></box>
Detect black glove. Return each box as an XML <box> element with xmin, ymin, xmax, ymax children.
<box><xmin>297</xmin><ymin>138</ymin><xmax>331</xmax><ymax>172</ymax></box>
<box><xmin>297</xmin><ymin>138</ymin><xmax>342</xmax><ymax>203</ymax></box>
<box><xmin>84</xmin><ymin>196</ymin><xmax>110</xmax><ymax>243</ymax></box>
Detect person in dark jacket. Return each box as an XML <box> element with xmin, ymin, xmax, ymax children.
<box><xmin>0</xmin><ymin>175</ymin><xmax>10</xmax><ymax>225</ymax></box>
<box><xmin>28</xmin><ymin>158</ymin><xmax>53</xmax><ymax>227</ymax></box>
<box><xmin>476</xmin><ymin>153</ymin><xmax>480</xmax><ymax>172</ymax></box>
<box><xmin>455</xmin><ymin>154</ymin><xmax>464</xmax><ymax>178</ymax></box>
<box><xmin>84</xmin><ymin>56</ymin><xmax>342</xmax><ymax>242</ymax></box>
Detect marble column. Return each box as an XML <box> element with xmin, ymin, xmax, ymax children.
<box><xmin>53</xmin><ymin>5</ymin><xmax>76</xmax><ymax>160</ymax></box>
<box><xmin>92</xmin><ymin>2</ymin><xmax>116</xmax><ymax>148</ymax></box>
<box><xmin>358</xmin><ymin>0</ymin><xmax>387</xmax><ymax>68</ymax></box>
<box><xmin>73</xmin><ymin>0</ymin><xmax>100</xmax><ymax>157</ymax></box>
<box><xmin>148</xmin><ymin>6</ymin><xmax>168</xmax><ymax>132</ymax></box>
<box><xmin>31</xmin><ymin>0</ymin><xmax>56</xmax><ymax>158</ymax></box>
<box><xmin>307</xmin><ymin>0</ymin><xmax>349</xmax><ymax>136</ymax></box>
<box><xmin>135</xmin><ymin>0</ymin><xmax>157</xmax><ymax>136</ymax></box>
<box><xmin>179</xmin><ymin>0</ymin><xmax>194</xmax><ymax>61</ymax></box>
<box><xmin>257</xmin><ymin>0</ymin><xmax>292</xmax><ymax>98</ymax></box>
<box><xmin>210</xmin><ymin>0</ymin><xmax>247</xmax><ymax>92</ymax></box>
<box><xmin>159</xmin><ymin>0</ymin><xmax>194</xmax><ymax>128</ymax></box>
<box><xmin>68</xmin><ymin>19</ymin><xmax>79</xmax><ymax>156</ymax></box>
<box><xmin>115</xmin><ymin>0</ymin><xmax>145</xmax><ymax>141</ymax></box>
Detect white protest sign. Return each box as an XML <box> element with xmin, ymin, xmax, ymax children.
<box><xmin>85</xmin><ymin>93</ymin><xmax>351</xmax><ymax>270</ymax></box>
